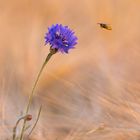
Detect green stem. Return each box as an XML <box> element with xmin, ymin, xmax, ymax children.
<box><xmin>13</xmin><ymin>116</ymin><xmax>26</xmax><ymax>140</ymax></box>
<box><xmin>19</xmin><ymin>52</ymin><xmax>53</xmax><ymax>140</ymax></box>
<box><xmin>27</xmin><ymin>105</ymin><xmax>42</xmax><ymax>138</ymax></box>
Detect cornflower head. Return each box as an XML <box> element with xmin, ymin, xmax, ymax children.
<box><xmin>45</xmin><ymin>24</ymin><xmax>78</xmax><ymax>53</ymax></box>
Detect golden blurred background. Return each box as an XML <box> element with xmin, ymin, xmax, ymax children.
<box><xmin>1</xmin><ymin>0</ymin><xmax>140</xmax><ymax>139</ymax></box>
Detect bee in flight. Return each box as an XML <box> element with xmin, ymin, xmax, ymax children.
<box><xmin>97</xmin><ymin>23</ymin><xmax>112</xmax><ymax>30</ymax></box>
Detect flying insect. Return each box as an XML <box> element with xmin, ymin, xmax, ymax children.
<box><xmin>97</xmin><ymin>23</ymin><xmax>112</xmax><ymax>30</ymax></box>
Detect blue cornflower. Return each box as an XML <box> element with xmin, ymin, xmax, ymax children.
<box><xmin>45</xmin><ymin>24</ymin><xmax>78</xmax><ymax>53</ymax></box>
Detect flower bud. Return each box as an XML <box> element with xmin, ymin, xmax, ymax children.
<box><xmin>25</xmin><ymin>114</ymin><xmax>32</xmax><ymax>121</ymax></box>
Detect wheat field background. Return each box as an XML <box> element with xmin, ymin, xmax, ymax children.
<box><xmin>1</xmin><ymin>0</ymin><xmax>140</xmax><ymax>140</ymax></box>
